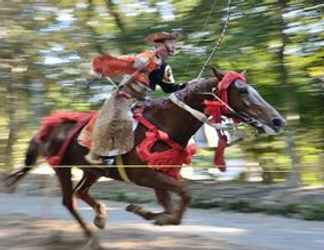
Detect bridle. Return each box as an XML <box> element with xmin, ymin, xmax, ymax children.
<box><xmin>169</xmin><ymin>71</ymin><xmax>266</xmax><ymax>130</ymax></box>
<box><xmin>202</xmin><ymin>88</ymin><xmax>266</xmax><ymax>129</ymax></box>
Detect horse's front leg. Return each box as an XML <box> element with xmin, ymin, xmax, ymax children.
<box><xmin>74</xmin><ymin>171</ymin><xmax>107</xmax><ymax>229</ymax></box>
<box><xmin>126</xmin><ymin>189</ymin><xmax>173</xmax><ymax>220</ymax></box>
<box><xmin>128</xmin><ymin>168</ymin><xmax>191</xmax><ymax>226</ymax></box>
<box><xmin>154</xmin><ymin>182</ymin><xmax>191</xmax><ymax>226</ymax></box>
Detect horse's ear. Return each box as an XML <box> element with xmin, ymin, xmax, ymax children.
<box><xmin>210</xmin><ymin>67</ymin><xmax>224</xmax><ymax>81</ymax></box>
<box><xmin>240</xmin><ymin>70</ymin><xmax>247</xmax><ymax>78</ymax></box>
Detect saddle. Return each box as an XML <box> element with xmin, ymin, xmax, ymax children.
<box><xmin>77</xmin><ymin>105</ymin><xmax>138</xmax><ymax>156</ymax></box>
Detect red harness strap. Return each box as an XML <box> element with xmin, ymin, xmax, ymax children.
<box><xmin>214</xmin><ymin>130</ymin><xmax>227</xmax><ymax>172</ymax></box>
<box><xmin>203</xmin><ymin>71</ymin><xmax>246</xmax><ymax>172</ymax></box>
<box><xmin>203</xmin><ymin>100</ymin><xmax>224</xmax><ymax>123</ymax></box>
<box><xmin>218</xmin><ymin>71</ymin><xmax>246</xmax><ymax>112</ymax></box>
<box><xmin>133</xmin><ymin>109</ymin><xmax>197</xmax><ymax>179</ymax></box>
<box><xmin>203</xmin><ymin>71</ymin><xmax>246</xmax><ymax>120</ymax></box>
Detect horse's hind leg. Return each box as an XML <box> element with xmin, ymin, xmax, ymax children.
<box><xmin>74</xmin><ymin>172</ymin><xmax>107</xmax><ymax>229</ymax></box>
<box><xmin>126</xmin><ymin>189</ymin><xmax>173</xmax><ymax>220</ymax></box>
<box><xmin>54</xmin><ymin>168</ymin><xmax>94</xmax><ymax>238</ymax></box>
<box><xmin>4</xmin><ymin>167</ymin><xmax>32</xmax><ymax>191</ymax></box>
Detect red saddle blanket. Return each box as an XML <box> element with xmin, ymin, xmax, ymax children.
<box><xmin>36</xmin><ymin>111</ymin><xmax>96</xmax><ymax>166</ymax></box>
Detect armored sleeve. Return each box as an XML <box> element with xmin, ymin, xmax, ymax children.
<box><xmin>149</xmin><ymin>64</ymin><xmax>186</xmax><ymax>93</ymax></box>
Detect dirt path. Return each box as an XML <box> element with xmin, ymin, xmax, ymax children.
<box><xmin>0</xmin><ymin>193</ymin><xmax>324</xmax><ymax>250</ymax></box>
<box><xmin>7</xmin><ymin>172</ymin><xmax>324</xmax><ymax>220</ymax></box>
<box><xmin>0</xmin><ymin>214</ymin><xmax>255</xmax><ymax>250</ymax></box>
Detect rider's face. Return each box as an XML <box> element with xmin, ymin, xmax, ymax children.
<box><xmin>156</xmin><ymin>39</ymin><xmax>177</xmax><ymax>58</ymax></box>
<box><xmin>163</xmin><ymin>39</ymin><xmax>177</xmax><ymax>56</ymax></box>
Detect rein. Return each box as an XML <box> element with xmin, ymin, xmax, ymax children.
<box><xmin>196</xmin><ymin>0</ymin><xmax>232</xmax><ymax>79</ymax></box>
<box><xmin>169</xmin><ymin>93</ymin><xmax>209</xmax><ymax>124</ymax></box>
<box><xmin>169</xmin><ymin>93</ymin><xmax>226</xmax><ymax>129</ymax></box>
<box><xmin>169</xmin><ymin>71</ymin><xmax>246</xmax><ymax>126</ymax></box>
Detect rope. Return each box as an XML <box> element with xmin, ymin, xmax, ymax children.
<box><xmin>196</xmin><ymin>0</ymin><xmax>232</xmax><ymax>79</ymax></box>
<box><xmin>183</xmin><ymin>0</ymin><xmax>219</xmax><ymax>74</ymax></box>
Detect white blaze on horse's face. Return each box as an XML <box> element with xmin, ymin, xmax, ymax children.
<box><xmin>231</xmin><ymin>80</ymin><xmax>286</xmax><ymax>135</ymax></box>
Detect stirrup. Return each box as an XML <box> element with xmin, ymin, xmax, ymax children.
<box><xmin>85</xmin><ymin>153</ymin><xmax>103</xmax><ymax>165</ymax></box>
<box><xmin>103</xmin><ymin>157</ymin><xmax>115</xmax><ymax>165</ymax></box>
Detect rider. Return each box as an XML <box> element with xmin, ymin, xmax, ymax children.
<box><xmin>85</xmin><ymin>31</ymin><xmax>186</xmax><ymax>164</ymax></box>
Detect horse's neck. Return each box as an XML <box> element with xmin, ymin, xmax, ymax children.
<box><xmin>177</xmin><ymin>77</ymin><xmax>217</xmax><ymax>112</ymax></box>
<box><xmin>145</xmin><ymin>78</ymin><xmax>217</xmax><ymax>146</ymax></box>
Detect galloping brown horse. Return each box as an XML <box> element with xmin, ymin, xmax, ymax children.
<box><xmin>5</xmin><ymin>69</ymin><xmax>285</xmax><ymax>241</ymax></box>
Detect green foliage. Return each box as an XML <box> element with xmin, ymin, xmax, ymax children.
<box><xmin>302</xmin><ymin>204</ymin><xmax>324</xmax><ymax>220</ymax></box>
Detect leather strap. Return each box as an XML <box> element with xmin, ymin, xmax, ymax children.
<box><xmin>116</xmin><ymin>155</ymin><xmax>131</xmax><ymax>183</ymax></box>
<box><xmin>169</xmin><ymin>93</ymin><xmax>209</xmax><ymax>123</ymax></box>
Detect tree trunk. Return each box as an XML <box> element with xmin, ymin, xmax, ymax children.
<box><xmin>285</xmin><ymin>131</ymin><xmax>301</xmax><ymax>187</ymax></box>
<box><xmin>277</xmin><ymin>0</ymin><xmax>301</xmax><ymax>187</ymax></box>
<box><xmin>4</xmin><ymin>80</ymin><xmax>18</xmax><ymax>170</ymax></box>
<box><xmin>105</xmin><ymin>0</ymin><xmax>126</xmax><ymax>34</ymax></box>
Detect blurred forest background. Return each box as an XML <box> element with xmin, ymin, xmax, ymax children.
<box><xmin>0</xmin><ymin>0</ymin><xmax>323</xmax><ymax>186</ymax></box>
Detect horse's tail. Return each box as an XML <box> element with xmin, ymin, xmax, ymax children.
<box><xmin>4</xmin><ymin>137</ymin><xmax>40</xmax><ymax>190</ymax></box>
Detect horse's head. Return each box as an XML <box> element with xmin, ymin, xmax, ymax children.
<box><xmin>167</xmin><ymin>69</ymin><xmax>285</xmax><ymax>171</ymax></box>
<box><xmin>210</xmin><ymin>68</ymin><xmax>286</xmax><ymax>134</ymax></box>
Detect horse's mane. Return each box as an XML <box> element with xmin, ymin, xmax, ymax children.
<box><xmin>142</xmin><ymin>77</ymin><xmax>217</xmax><ymax>111</ymax></box>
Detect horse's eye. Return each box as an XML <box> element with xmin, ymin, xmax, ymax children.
<box><xmin>239</xmin><ymin>87</ymin><xmax>248</xmax><ymax>94</ymax></box>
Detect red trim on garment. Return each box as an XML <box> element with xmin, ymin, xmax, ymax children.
<box><xmin>91</xmin><ymin>51</ymin><xmax>159</xmax><ymax>87</ymax></box>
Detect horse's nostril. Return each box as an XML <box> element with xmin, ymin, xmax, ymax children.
<box><xmin>272</xmin><ymin>118</ymin><xmax>283</xmax><ymax>127</ymax></box>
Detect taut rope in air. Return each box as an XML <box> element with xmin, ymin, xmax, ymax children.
<box><xmin>196</xmin><ymin>0</ymin><xmax>232</xmax><ymax>79</ymax></box>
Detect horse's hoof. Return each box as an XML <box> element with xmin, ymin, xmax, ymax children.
<box><xmin>94</xmin><ymin>216</ymin><xmax>106</xmax><ymax>230</ymax></box>
<box><xmin>154</xmin><ymin>214</ymin><xmax>180</xmax><ymax>226</ymax></box>
<box><xmin>91</xmin><ymin>239</ymin><xmax>105</xmax><ymax>250</ymax></box>
<box><xmin>84</xmin><ymin>236</ymin><xmax>105</xmax><ymax>250</ymax></box>
<box><xmin>94</xmin><ymin>203</ymin><xmax>107</xmax><ymax>229</ymax></box>
<box><xmin>126</xmin><ymin>204</ymin><xmax>140</xmax><ymax>212</ymax></box>
<box><xmin>2</xmin><ymin>177</ymin><xmax>16</xmax><ymax>193</ymax></box>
